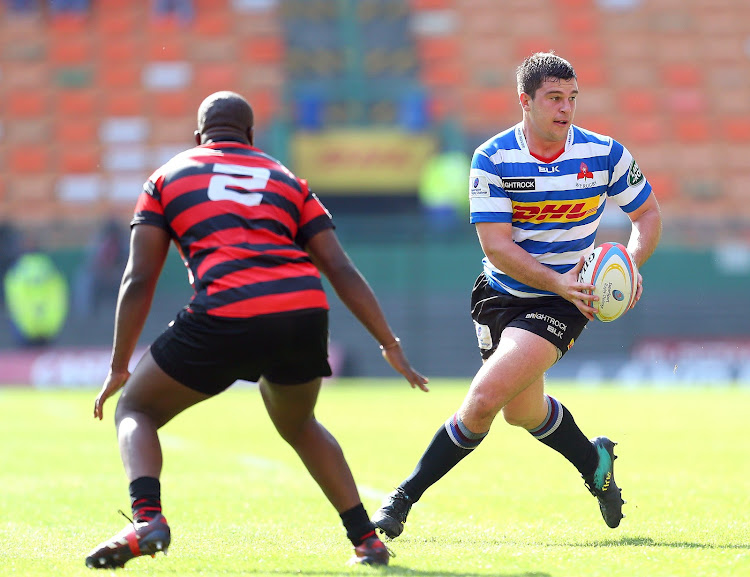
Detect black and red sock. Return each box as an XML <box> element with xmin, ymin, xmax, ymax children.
<box><xmin>340</xmin><ymin>503</ymin><xmax>377</xmax><ymax>547</ymax></box>
<box><xmin>129</xmin><ymin>476</ymin><xmax>162</xmax><ymax>522</ymax></box>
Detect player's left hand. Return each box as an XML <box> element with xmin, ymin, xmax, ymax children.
<box><xmin>93</xmin><ymin>369</ymin><xmax>130</xmax><ymax>420</ymax></box>
<box><xmin>629</xmin><ymin>272</ymin><xmax>643</xmax><ymax>309</ymax></box>
<box><xmin>381</xmin><ymin>345</ymin><xmax>430</xmax><ymax>392</ymax></box>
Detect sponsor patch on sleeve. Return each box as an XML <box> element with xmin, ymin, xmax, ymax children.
<box><xmin>469</xmin><ymin>175</ymin><xmax>490</xmax><ymax>198</ymax></box>
<box><xmin>627</xmin><ymin>159</ymin><xmax>644</xmax><ymax>187</ymax></box>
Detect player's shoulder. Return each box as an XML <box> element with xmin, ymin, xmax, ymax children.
<box><xmin>474</xmin><ymin>125</ymin><xmax>520</xmax><ymax>159</ymax></box>
<box><xmin>571</xmin><ymin>124</ymin><xmax>614</xmax><ymax>147</ymax></box>
<box><xmin>570</xmin><ymin>125</ymin><xmax>630</xmax><ymax>161</ymax></box>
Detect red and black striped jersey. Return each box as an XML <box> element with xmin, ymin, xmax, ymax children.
<box><xmin>132</xmin><ymin>142</ymin><xmax>334</xmax><ymax>318</ymax></box>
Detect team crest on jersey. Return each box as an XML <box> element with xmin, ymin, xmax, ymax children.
<box><xmin>470</xmin><ymin>175</ymin><xmax>490</xmax><ymax>197</ymax></box>
<box><xmin>576</xmin><ymin>162</ymin><xmax>597</xmax><ymax>189</ymax></box>
<box><xmin>627</xmin><ymin>159</ymin><xmax>644</xmax><ymax>187</ymax></box>
<box><xmin>577</xmin><ymin>162</ymin><xmax>594</xmax><ymax>181</ymax></box>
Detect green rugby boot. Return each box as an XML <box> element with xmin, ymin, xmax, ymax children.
<box><xmin>583</xmin><ymin>436</ymin><xmax>625</xmax><ymax>528</ymax></box>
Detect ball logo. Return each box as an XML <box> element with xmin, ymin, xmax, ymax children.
<box><xmin>612</xmin><ymin>289</ymin><xmax>624</xmax><ymax>301</ymax></box>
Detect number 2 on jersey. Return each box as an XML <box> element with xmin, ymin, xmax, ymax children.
<box><xmin>207</xmin><ymin>164</ymin><xmax>271</xmax><ymax>207</ymax></box>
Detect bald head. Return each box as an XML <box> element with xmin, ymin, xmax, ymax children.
<box><xmin>195</xmin><ymin>91</ymin><xmax>254</xmax><ymax>145</ymax></box>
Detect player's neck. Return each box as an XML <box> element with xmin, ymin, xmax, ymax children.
<box><xmin>522</xmin><ymin>125</ymin><xmax>565</xmax><ymax>163</ymax></box>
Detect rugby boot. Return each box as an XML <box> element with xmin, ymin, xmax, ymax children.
<box><xmin>85</xmin><ymin>512</ymin><xmax>171</xmax><ymax>569</ymax></box>
<box><xmin>583</xmin><ymin>436</ymin><xmax>625</xmax><ymax>528</ymax></box>
<box><xmin>347</xmin><ymin>535</ymin><xmax>391</xmax><ymax>566</ymax></box>
<box><xmin>371</xmin><ymin>488</ymin><xmax>412</xmax><ymax>539</ymax></box>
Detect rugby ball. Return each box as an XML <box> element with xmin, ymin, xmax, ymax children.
<box><xmin>578</xmin><ymin>242</ymin><xmax>638</xmax><ymax>322</ymax></box>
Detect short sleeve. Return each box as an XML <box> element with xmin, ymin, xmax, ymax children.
<box><xmin>295</xmin><ymin>179</ymin><xmax>335</xmax><ymax>247</ymax></box>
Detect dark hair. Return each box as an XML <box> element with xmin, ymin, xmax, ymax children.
<box><xmin>516</xmin><ymin>52</ymin><xmax>577</xmax><ymax>98</ymax></box>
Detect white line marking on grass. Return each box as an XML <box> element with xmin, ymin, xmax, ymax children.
<box><xmin>358</xmin><ymin>486</ymin><xmax>388</xmax><ymax>501</ymax></box>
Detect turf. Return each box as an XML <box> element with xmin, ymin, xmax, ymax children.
<box><xmin>0</xmin><ymin>380</ymin><xmax>748</xmax><ymax>577</ymax></box>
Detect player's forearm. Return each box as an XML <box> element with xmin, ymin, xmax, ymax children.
<box><xmin>627</xmin><ymin>206</ymin><xmax>662</xmax><ymax>269</ymax></box>
<box><xmin>483</xmin><ymin>240</ymin><xmax>564</xmax><ymax>295</ymax></box>
<box><xmin>109</xmin><ymin>274</ymin><xmax>156</xmax><ymax>372</ymax></box>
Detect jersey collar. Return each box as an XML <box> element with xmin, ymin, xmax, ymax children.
<box><xmin>515</xmin><ymin>123</ymin><xmax>574</xmax><ymax>160</ymax></box>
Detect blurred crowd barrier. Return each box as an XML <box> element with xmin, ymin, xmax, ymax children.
<box><xmin>1</xmin><ymin>213</ymin><xmax>749</xmax><ymax>384</ymax></box>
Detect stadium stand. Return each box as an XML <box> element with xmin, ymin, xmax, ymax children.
<box><xmin>1</xmin><ymin>0</ymin><xmax>748</xmax><ymax>237</ymax></box>
<box><xmin>0</xmin><ymin>0</ymin><xmax>285</xmax><ymax>239</ymax></box>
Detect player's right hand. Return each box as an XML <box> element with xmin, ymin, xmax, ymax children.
<box><xmin>93</xmin><ymin>369</ymin><xmax>130</xmax><ymax>420</ymax></box>
<box><xmin>560</xmin><ymin>256</ymin><xmax>599</xmax><ymax>321</ymax></box>
<box><xmin>381</xmin><ymin>345</ymin><xmax>429</xmax><ymax>392</ymax></box>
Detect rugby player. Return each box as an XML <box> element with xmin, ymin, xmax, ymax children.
<box><xmin>85</xmin><ymin>91</ymin><xmax>428</xmax><ymax>568</ymax></box>
<box><xmin>373</xmin><ymin>52</ymin><xmax>662</xmax><ymax>539</ymax></box>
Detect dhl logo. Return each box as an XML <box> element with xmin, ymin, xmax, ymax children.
<box><xmin>512</xmin><ymin>197</ymin><xmax>599</xmax><ymax>222</ymax></box>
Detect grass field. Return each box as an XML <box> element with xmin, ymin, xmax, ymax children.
<box><xmin>1</xmin><ymin>380</ymin><xmax>748</xmax><ymax>577</ymax></box>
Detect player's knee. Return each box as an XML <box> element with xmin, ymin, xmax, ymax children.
<box><xmin>501</xmin><ymin>407</ymin><xmax>536</xmax><ymax>429</ymax></box>
<box><xmin>274</xmin><ymin>414</ymin><xmax>316</xmax><ymax>446</ymax></box>
<box><xmin>464</xmin><ymin>390</ymin><xmax>502</xmax><ymax>425</ymax></box>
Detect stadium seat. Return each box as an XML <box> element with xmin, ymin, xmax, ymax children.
<box><xmin>98</xmin><ymin>12</ymin><xmax>138</xmax><ymax>36</ymax></box>
<box><xmin>644</xmin><ymin>172</ymin><xmax>676</xmax><ymax>203</ymax></box>
<box><xmin>195</xmin><ymin>63</ymin><xmax>240</xmax><ymax>92</ymax></box>
<box><xmin>626</xmin><ymin>116</ymin><xmax>666</xmax><ymax>145</ymax></box>
<box><xmin>192</xmin><ymin>12</ymin><xmax>231</xmax><ymax>37</ymax></box>
<box><xmin>414</xmin><ymin>36</ymin><xmax>460</xmax><ymax>63</ymax></box>
<box><xmin>562</xmin><ymin>37</ymin><xmax>602</xmax><ymax>62</ymax></box>
<box><xmin>100</xmin><ymin>38</ymin><xmax>141</xmax><ymax>64</ymax></box>
<box><xmin>5</xmin><ymin>118</ymin><xmax>50</xmax><ymax>145</ymax></box>
<box><xmin>152</xmin><ymin>92</ymin><xmax>193</xmax><ymax>118</ymax></box>
<box><xmin>663</xmin><ymin>64</ymin><xmax>702</xmax><ymax>88</ymax></box>
<box><xmin>620</xmin><ymin>90</ymin><xmax>657</xmax><ymax>115</ymax></box>
<box><xmin>3</xmin><ymin>61</ymin><xmax>47</xmax><ymax>89</ymax></box>
<box><xmin>421</xmin><ymin>63</ymin><xmax>464</xmax><ymax>88</ymax></box>
<box><xmin>148</xmin><ymin>34</ymin><xmax>188</xmax><ymax>61</ymax></box>
<box><xmin>9</xmin><ymin>148</ymin><xmax>48</xmax><ymax>174</ymax></box>
<box><xmin>242</xmin><ymin>37</ymin><xmax>285</xmax><ymax>64</ymax></box>
<box><xmin>7</xmin><ymin>91</ymin><xmax>46</xmax><ymax>117</ymax></box>
<box><xmin>573</xmin><ymin>63</ymin><xmax>607</xmax><ymax>88</ymax></box>
<box><xmin>100</xmin><ymin>65</ymin><xmax>142</xmax><ymax>91</ymax></box>
<box><xmin>55</xmin><ymin>119</ymin><xmax>98</xmax><ymax>144</ymax></box>
<box><xmin>723</xmin><ymin>118</ymin><xmax>750</xmax><ymax>143</ymax></box>
<box><xmin>5</xmin><ymin>174</ymin><xmax>58</xmax><ymax>219</ymax></box>
<box><xmin>559</xmin><ymin>11</ymin><xmax>598</xmax><ymax>35</ymax></box>
<box><xmin>49</xmin><ymin>13</ymin><xmax>88</xmax><ymax>34</ymax></box>
<box><xmin>105</xmin><ymin>90</ymin><xmax>147</xmax><ymax>116</ymax></box>
<box><xmin>58</xmin><ymin>89</ymin><xmax>100</xmax><ymax>116</ymax></box>
<box><xmin>59</xmin><ymin>146</ymin><xmax>101</xmax><ymax>174</ymax></box>
<box><xmin>49</xmin><ymin>37</ymin><xmax>92</xmax><ymax>65</ymax></box>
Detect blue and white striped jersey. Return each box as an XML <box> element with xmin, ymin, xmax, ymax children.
<box><xmin>469</xmin><ymin>123</ymin><xmax>652</xmax><ymax>298</ymax></box>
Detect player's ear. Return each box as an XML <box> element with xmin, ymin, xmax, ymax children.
<box><xmin>247</xmin><ymin>127</ymin><xmax>254</xmax><ymax>146</ymax></box>
<box><xmin>194</xmin><ymin>130</ymin><xmax>201</xmax><ymax>145</ymax></box>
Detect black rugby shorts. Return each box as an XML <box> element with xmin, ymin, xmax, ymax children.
<box><xmin>470</xmin><ymin>273</ymin><xmax>588</xmax><ymax>361</ymax></box>
<box><xmin>150</xmin><ymin>308</ymin><xmax>332</xmax><ymax>395</ymax></box>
